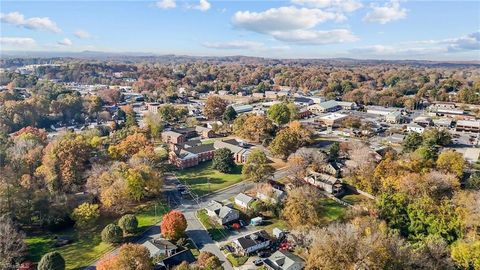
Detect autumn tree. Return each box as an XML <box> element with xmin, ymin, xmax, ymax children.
<box><xmin>282</xmin><ymin>187</ymin><xmax>322</xmax><ymax>229</ymax></box>
<box><xmin>233</xmin><ymin>114</ymin><xmax>273</xmax><ymax>143</ymax></box>
<box><xmin>115</xmin><ymin>244</ymin><xmax>153</xmax><ymax>270</ymax></box>
<box><xmin>267</xmin><ymin>102</ymin><xmax>291</xmax><ymax>125</ymax></box>
<box><xmin>305</xmin><ymin>218</ymin><xmax>412</xmax><ymax>270</ymax></box>
<box><xmin>212</xmin><ymin>148</ymin><xmax>235</xmax><ymax>173</ymax></box>
<box><xmin>108</xmin><ymin>133</ymin><xmax>153</xmax><ymax>161</ymax></box>
<box><xmin>204</xmin><ymin>96</ymin><xmax>228</xmax><ymax>120</ymax></box>
<box><xmin>160</xmin><ymin>210</ymin><xmax>187</xmax><ymax>240</ymax></box>
<box><xmin>436</xmin><ymin>150</ymin><xmax>465</xmax><ymax>177</ymax></box>
<box><xmin>450</xmin><ymin>239</ymin><xmax>480</xmax><ymax>270</ymax></box>
<box><xmin>242</xmin><ymin>149</ymin><xmax>274</xmax><ymax>182</ymax></box>
<box><xmin>36</xmin><ymin>133</ymin><xmax>92</xmax><ymax>193</ymax></box>
<box><xmin>143</xmin><ymin>112</ymin><xmax>164</xmax><ymax>139</ymax></box>
<box><xmin>269</xmin><ymin>121</ymin><xmax>312</xmax><ymax>159</ymax></box>
<box><xmin>71</xmin><ymin>203</ymin><xmax>100</xmax><ymax>228</ymax></box>
<box><xmin>197</xmin><ymin>251</ymin><xmax>222</xmax><ymax>270</ymax></box>
<box><xmin>97</xmin><ymin>244</ymin><xmax>153</xmax><ymax>270</ymax></box>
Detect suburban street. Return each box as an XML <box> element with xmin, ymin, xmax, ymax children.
<box><xmin>84</xmin><ymin>164</ymin><xmax>292</xmax><ymax>270</ymax></box>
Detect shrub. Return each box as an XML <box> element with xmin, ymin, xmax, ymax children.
<box><xmin>118</xmin><ymin>214</ymin><xmax>138</xmax><ymax>234</ymax></box>
<box><xmin>71</xmin><ymin>203</ymin><xmax>100</xmax><ymax>228</ymax></box>
<box><xmin>101</xmin><ymin>224</ymin><xmax>123</xmax><ymax>243</ymax></box>
<box><xmin>38</xmin><ymin>251</ymin><xmax>65</xmax><ymax>270</ymax></box>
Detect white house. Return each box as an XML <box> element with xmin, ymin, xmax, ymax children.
<box><xmin>407</xmin><ymin>123</ymin><xmax>425</xmax><ymax>133</ymax></box>
<box><xmin>233</xmin><ymin>230</ymin><xmax>271</xmax><ymax>255</ymax></box>
<box><xmin>205</xmin><ymin>201</ymin><xmax>239</xmax><ymax>225</ymax></box>
<box><xmin>234</xmin><ymin>193</ymin><xmax>254</xmax><ymax>209</ymax></box>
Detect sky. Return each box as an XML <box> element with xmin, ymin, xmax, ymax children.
<box><xmin>1</xmin><ymin>0</ymin><xmax>479</xmax><ymax>60</ymax></box>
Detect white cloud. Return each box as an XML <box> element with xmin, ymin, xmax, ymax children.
<box><xmin>232</xmin><ymin>6</ymin><xmax>354</xmax><ymax>45</ymax></box>
<box><xmin>0</xmin><ymin>11</ymin><xmax>24</xmax><ymax>25</ymax></box>
<box><xmin>188</xmin><ymin>0</ymin><xmax>211</xmax><ymax>11</ymax></box>
<box><xmin>291</xmin><ymin>0</ymin><xmax>362</xmax><ymax>13</ymax></box>
<box><xmin>74</xmin><ymin>30</ymin><xmax>92</xmax><ymax>39</ymax></box>
<box><xmin>156</xmin><ymin>0</ymin><xmax>176</xmax><ymax>9</ymax></box>
<box><xmin>232</xmin><ymin>6</ymin><xmax>345</xmax><ymax>34</ymax></box>
<box><xmin>57</xmin><ymin>38</ymin><xmax>73</xmax><ymax>46</ymax></box>
<box><xmin>1</xmin><ymin>11</ymin><xmax>61</xmax><ymax>33</ymax></box>
<box><xmin>203</xmin><ymin>40</ymin><xmax>265</xmax><ymax>50</ymax></box>
<box><xmin>272</xmin><ymin>29</ymin><xmax>358</xmax><ymax>45</ymax></box>
<box><xmin>350</xmin><ymin>31</ymin><xmax>480</xmax><ymax>57</ymax></box>
<box><xmin>0</xmin><ymin>37</ymin><xmax>36</xmax><ymax>47</ymax></box>
<box><xmin>363</xmin><ymin>0</ymin><xmax>407</xmax><ymax>24</ymax></box>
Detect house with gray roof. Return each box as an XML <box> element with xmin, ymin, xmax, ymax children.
<box><xmin>144</xmin><ymin>238</ymin><xmax>177</xmax><ymax>257</ymax></box>
<box><xmin>205</xmin><ymin>200</ymin><xmax>239</xmax><ymax>225</ymax></box>
<box><xmin>234</xmin><ymin>193</ymin><xmax>254</xmax><ymax>209</ymax></box>
<box><xmin>264</xmin><ymin>250</ymin><xmax>305</xmax><ymax>270</ymax></box>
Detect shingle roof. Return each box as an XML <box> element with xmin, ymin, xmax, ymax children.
<box><xmin>184</xmin><ymin>143</ymin><xmax>215</xmax><ymax>154</ymax></box>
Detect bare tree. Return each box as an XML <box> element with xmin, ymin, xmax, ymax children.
<box><xmin>0</xmin><ymin>216</ymin><xmax>27</xmax><ymax>269</ymax></box>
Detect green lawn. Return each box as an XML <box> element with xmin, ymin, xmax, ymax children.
<box><xmin>196</xmin><ymin>209</ymin><xmax>228</xmax><ymax>241</ymax></box>
<box><xmin>226</xmin><ymin>253</ymin><xmax>249</xmax><ymax>267</ymax></box>
<box><xmin>319</xmin><ymin>197</ymin><xmax>346</xmax><ymax>223</ymax></box>
<box><xmin>176</xmin><ymin>161</ymin><xmax>244</xmax><ymax>196</ymax></box>
<box><xmin>26</xmin><ymin>201</ymin><xmax>168</xmax><ymax>270</ymax></box>
<box><xmin>342</xmin><ymin>194</ymin><xmax>370</xmax><ymax>205</ymax></box>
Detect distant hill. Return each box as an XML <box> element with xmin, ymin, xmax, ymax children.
<box><xmin>1</xmin><ymin>50</ymin><xmax>479</xmax><ymax>68</ymax></box>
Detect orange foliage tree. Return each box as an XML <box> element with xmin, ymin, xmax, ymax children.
<box><xmin>160</xmin><ymin>210</ymin><xmax>187</xmax><ymax>240</ymax></box>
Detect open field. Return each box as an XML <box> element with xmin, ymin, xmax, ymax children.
<box><xmin>26</xmin><ymin>201</ymin><xmax>168</xmax><ymax>270</ymax></box>
<box><xmin>176</xmin><ymin>161</ymin><xmax>244</xmax><ymax>196</ymax></box>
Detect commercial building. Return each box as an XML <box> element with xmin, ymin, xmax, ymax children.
<box><xmin>456</xmin><ymin>120</ymin><xmax>480</xmax><ymax>133</ymax></box>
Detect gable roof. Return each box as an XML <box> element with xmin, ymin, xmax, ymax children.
<box><xmin>264</xmin><ymin>250</ymin><xmax>304</xmax><ymax>270</ymax></box>
<box><xmin>161</xmin><ymin>250</ymin><xmax>196</xmax><ymax>268</ymax></box>
<box><xmin>235</xmin><ymin>230</ymin><xmax>270</xmax><ymax>250</ymax></box>
<box><xmin>235</xmin><ymin>193</ymin><xmax>254</xmax><ymax>205</ymax></box>
<box><xmin>184</xmin><ymin>143</ymin><xmax>215</xmax><ymax>154</ymax></box>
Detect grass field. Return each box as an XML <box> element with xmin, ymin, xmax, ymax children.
<box><xmin>26</xmin><ymin>201</ymin><xmax>168</xmax><ymax>270</ymax></box>
<box><xmin>176</xmin><ymin>161</ymin><xmax>244</xmax><ymax>196</ymax></box>
<box><xmin>319</xmin><ymin>197</ymin><xmax>347</xmax><ymax>223</ymax></box>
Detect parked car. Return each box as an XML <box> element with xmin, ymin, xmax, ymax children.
<box><xmin>253</xmin><ymin>259</ymin><xmax>264</xmax><ymax>266</ymax></box>
<box><xmin>258</xmin><ymin>251</ymin><xmax>270</xmax><ymax>258</ymax></box>
<box><xmin>54</xmin><ymin>236</ymin><xmax>73</xmax><ymax>247</ymax></box>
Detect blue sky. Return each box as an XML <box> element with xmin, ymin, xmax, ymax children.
<box><xmin>1</xmin><ymin>0</ymin><xmax>479</xmax><ymax>60</ymax></box>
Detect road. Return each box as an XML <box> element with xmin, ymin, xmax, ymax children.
<box><xmin>84</xmin><ymin>164</ymin><xmax>291</xmax><ymax>270</ymax></box>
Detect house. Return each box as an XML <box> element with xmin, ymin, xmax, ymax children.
<box><xmin>232</xmin><ymin>104</ymin><xmax>254</xmax><ymax>114</ymax></box>
<box><xmin>214</xmin><ymin>139</ymin><xmax>251</xmax><ymax>163</ymax></box>
<box><xmin>317</xmin><ymin>100</ymin><xmax>341</xmax><ymax>113</ymax></box>
<box><xmin>336</xmin><ymin>101</ymin><xmax>356</xmax><ymax>110</ymax></box>
<box><xmin>264</xmin><ymin>250</ymin><xmax>305</xmax><ymax>270</ymax></box>
<box><xmin>232</xmin><ymin>230</ymin><xmax>271</xmax><ymax>255</ymax></box>
<box><xmin>456</xmin><ymin>120</ymin><xmax>480</xmax><ymax>133</ymax></box>
<box><xmin>293</xmin><ymin>97</ymin><xmax>314</xmax><ymax>107</ymax></box>
<box><xmin>366</xmin><ymin>106</ymin><xmax>399</xmax><ymax>116</ymax></box>
<box><xmin>387</xmin><ymin>133</ymin><xmax>405</xmax><ymax>144</ymax></box>
<box><xmin>205</xmin><ymin>200</ymin><xmax>240</xmax><ymax>225</ymax></box>
<box><xmin>161</xmin><ymin>131</ymin><xmax>186</xmax><ymax>144</ymax></box>
<box><xmin>157</xmin><ymin>250</ymin><xmax>196</xmax><ymax>270</ymax></box>
<box><xmin>320</xmin><ymin>161</ymin><xmax>342</xmax><ymax>178</ymax></box>
<box><xmin>407</xmin><ymin>123</ymin><xmax>425</xmax><ymax>133</ymax></box>
<box><xmin>147</xmin><ymin>102</ymin><xmax>161</xmax><ymax>114</ymax></box>
<box><xmin>144</xmin><ymin>238</ymin><xmax>178</xmax><ymax>257</ymax></box>
<box><xmin>272</xmin><ymin>228</ymin><xmax>286</xmax><ymax>239</ymax></box>
<box><xmin>413</xmin><ymin>116</ymin><xmax>432</xmax><ymax>127</ymax></box>
<box><xmin>385</xmin><ymin>111</ymin><xmax>402</xmax><ymax>123</ymax></box>
<box><xmin>318</xmin><ymin>113</ymin><xmax>348</xmax><ymax>127</ymax></box>
<box><xmin>310</xmin><ymin>96</ymin><xmax>326</xmax><ymax>104</ymax></box>
<box><xmin>265</xmin><ymin>91</ymin><xmax>278</xmax><ymax>99</ymax></box>
<box><xmin>195</xmin><ymin>125</ymin><xmax>214</xmax><ymax>138</ymax></box>
<box><xmin>433</xmin><ymin>118</ymin><xmax>453</xmax><ymax>128</ymax></box>
<box><xmin>304</xmin><ymin>170</ymin><xmax>344</xmax><ymax>196</ymax></box>
<box><xmin>234</xmin><ymin>193</ymin><xmax>254</xmax><ymax>209</ymax></box>
<box><xmin>252</xmin><ymin>92</ymin><xmax>265</xmax><ymax>98</ymax></box>
<box><xmin>256</xmin><ymin>184</ymin><xmax>286</xmax><ymax>204</ymax></box>
<box><xmin>169</xmin><ymin>143</ymin><xmax>215</xmax><ymax>169</ymax></box>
